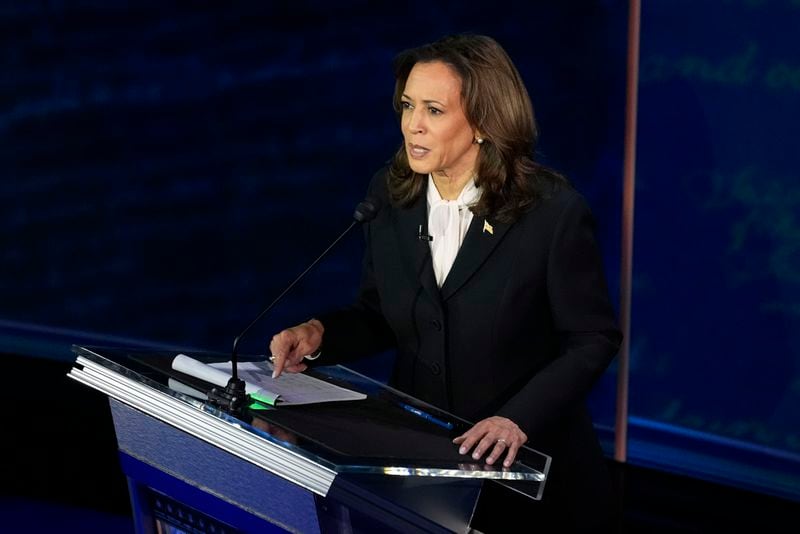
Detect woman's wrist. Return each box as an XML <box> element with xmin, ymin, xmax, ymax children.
<box><xmin>305</xmin><ymin>318</ymin><xmax>325</xmax><ymax>336</ymax></box>
<box><xmin>304</xmin><ymin>319</ymin><xmax>324</xmax><ymax>360</ymax></box>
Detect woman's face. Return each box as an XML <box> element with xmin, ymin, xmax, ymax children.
<box><xmin>400</xmin><ymin>61</ymin><xmax>479</xmax><ymax>182</ymax></box>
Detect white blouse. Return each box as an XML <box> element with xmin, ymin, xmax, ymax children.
<box><xmin>426</xmin><ymin>174</ymin><xmax>482</xmax><ymax>287</ymax></box>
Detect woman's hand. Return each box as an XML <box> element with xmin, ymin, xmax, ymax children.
<box><xmin>251</xmin><ymin>418</ymin><xmax>298</xmax><ymax>445</ymax></box>
<box><xmin>268</xmin><ymin>319</ymin><xmax>324</xmax><ymax>378</ymax></box>
<box><xmin>452</xmin><ymin>416</ymin><xmax>528</xmax><ymax>467</ymax></box>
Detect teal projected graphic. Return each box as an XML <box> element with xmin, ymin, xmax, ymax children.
<box><xmin>630</xmin><ymin>0</ymin><xmax>800</xmax><ymax>497</ymax></box>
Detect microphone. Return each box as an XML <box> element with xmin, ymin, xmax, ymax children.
<box><xmin>417</xmin><ymin>224</ymin><xmax>433</xmax><ymax>242</ymax></box>
<box><xmin>208</xmin><ymin>196</ymin><xmax>382</xmax><ymax>415</ymax></box>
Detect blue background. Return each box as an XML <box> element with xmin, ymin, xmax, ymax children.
<box><xmin>628</xmin><ymin>0</ymin><xmax>800</xmax><ymax>500</ymax></box>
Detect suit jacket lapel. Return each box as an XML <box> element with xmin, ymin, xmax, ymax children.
<box><xmin>440</xmin><ymin>215</ymin><xmax>511</xmax><ymax>301</ymax></box>
<box><xmin>392</xmin><ymin>193</ymin><xmax>442</xmax><ymax>309</ymax></box>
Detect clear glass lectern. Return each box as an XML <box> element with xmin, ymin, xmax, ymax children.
<box><xmin>69</xmin><ymin>345</ymin><xmax>551</xmax><ymax>533</ymax></box>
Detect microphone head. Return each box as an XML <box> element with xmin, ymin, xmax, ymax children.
<box><xmin>353</xmin><ymin>196</ymin><xmax>381</xmax><ymax>223</ymax></box>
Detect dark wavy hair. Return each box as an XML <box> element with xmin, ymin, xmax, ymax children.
<box><xmin>388</xmin><ymin>34</ymin><xmax>565</xmax><ymax>223</ymax></box>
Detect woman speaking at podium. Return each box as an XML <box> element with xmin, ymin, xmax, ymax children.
<box><xmin>269</xmin><ymin>34</ymin><xmax>621</xmax><ymax>530</ymax></box>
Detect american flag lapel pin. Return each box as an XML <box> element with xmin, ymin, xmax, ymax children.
<box><xmin>483</xmin><ymin>219</ymin><xmax>494</xmax><ymax>235</ymax></box>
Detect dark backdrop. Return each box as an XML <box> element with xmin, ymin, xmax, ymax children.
<box><xmin>0</xmin><ymin>1</ymin><xmax>626</xmax><ymax>361</ymax></box>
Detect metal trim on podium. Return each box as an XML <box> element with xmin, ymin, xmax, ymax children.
<box><xmin>70</xmin><ymin>351</ymin><xmax>337</xmax><ymax>496</ymax></box>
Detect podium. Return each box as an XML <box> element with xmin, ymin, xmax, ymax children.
<box><xmin>68</xmin><ymin>345</ymin><xmax>551</xmax><ymax>533</ymax></box>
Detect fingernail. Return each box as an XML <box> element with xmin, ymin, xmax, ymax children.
<box><xmin>504</xmin><ymin>460</ymin><xmax>511</xmax><ymax>467</ymax></box>
<box><xmin>472</xmin><ymin>452</ymin><xmax>480</xmax><ymax>460</ymax></box>
<box><xmin>272</xmin><ymin>371</ymin><xmax>277</xmax><ymax>379</ymax></box>
<box><xmin>459</xmin><ymin>447</ymin><xmax>467</xmax><ymax>455</ymax></box>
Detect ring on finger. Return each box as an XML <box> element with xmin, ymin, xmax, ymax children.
<box><xmin>497</xmin><ymin>438</ymin><xmax>508</xmax><ymax>445</ymax></box>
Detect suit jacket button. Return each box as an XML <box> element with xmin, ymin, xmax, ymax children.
<box><xmin>430</xmin><ymin>362</ymin><xmax>441</xmax><ymax>375</ymax></box>
<box><xmin>431</xmin><ymin>319</ymin><xmax>442</xmax><ymax>331</ymax></box>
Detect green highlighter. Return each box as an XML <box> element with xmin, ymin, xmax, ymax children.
<box><xmin>248</xmin><ymin>391</ymin><xmax>278</xmax><ymax>410</ymax></box>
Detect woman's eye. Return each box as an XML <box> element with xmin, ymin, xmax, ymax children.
<box><xmin>400</xmin><ymin>101</ymin><xmax>413</xmax><ymax>110</ymax></box>
<box><xmin>428</xmin><ymin>106</ymin><xmax>442</xmax><ymax>115</ymax></box>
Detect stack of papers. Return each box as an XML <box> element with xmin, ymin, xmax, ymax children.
<box><xmin>172</xmin><ymin>354</ymin><xmax>366</xmax><ymax>406</ymax></box>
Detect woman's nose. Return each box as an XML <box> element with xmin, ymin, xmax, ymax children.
<box><xmin>406</xmin><ymin>109</ymin><xmax>425</xmax><ymax>134</ymax></box>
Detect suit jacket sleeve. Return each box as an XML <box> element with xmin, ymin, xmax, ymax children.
<box><xmin>496</xmin><ymin>193</ymin><xmax>622</xmax><ymax>437</ymax></box>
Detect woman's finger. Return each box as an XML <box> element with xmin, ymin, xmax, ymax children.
<box><xmin>485</xmin><ymin>438</ymin><xmax>509</xmax><ymax>465</ymax></box>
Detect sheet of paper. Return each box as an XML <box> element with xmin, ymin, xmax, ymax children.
<box><xmin>167</xmin><ymin>377</ymin><xmax>207</xmax><ymax>400</ymax></box>
<box><xmin>171</xmin><ymin>354</ymin><xmax>365</xmax><ymax>406</ymax></box>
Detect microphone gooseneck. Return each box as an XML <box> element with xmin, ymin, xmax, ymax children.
<box><xmin>208</xmin><ymin>196</ymin><xmax>382</xmax><ymax>415</ymax></box>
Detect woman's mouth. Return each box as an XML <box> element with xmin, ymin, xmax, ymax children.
<box><xmin>408</xmin><ymin>144</ymin><xmax>430</xmax><ymax>159</ymax></box>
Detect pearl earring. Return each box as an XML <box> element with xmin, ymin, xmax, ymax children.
<box><xmin>476</xmin><ymin>137</ymin><xmax>484</xmax><ymax>144</ymax></box>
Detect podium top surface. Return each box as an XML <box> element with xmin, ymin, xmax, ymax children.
<box><xmin>68</xmin><ymin>344</ymin><xmax>550</xmax><ymax>498</ymax></box>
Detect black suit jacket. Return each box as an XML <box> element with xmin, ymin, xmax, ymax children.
<box><xmin>319</xmin><ymin>168</ymin><xmax>622</xmax><ymax>524</ymax></box>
